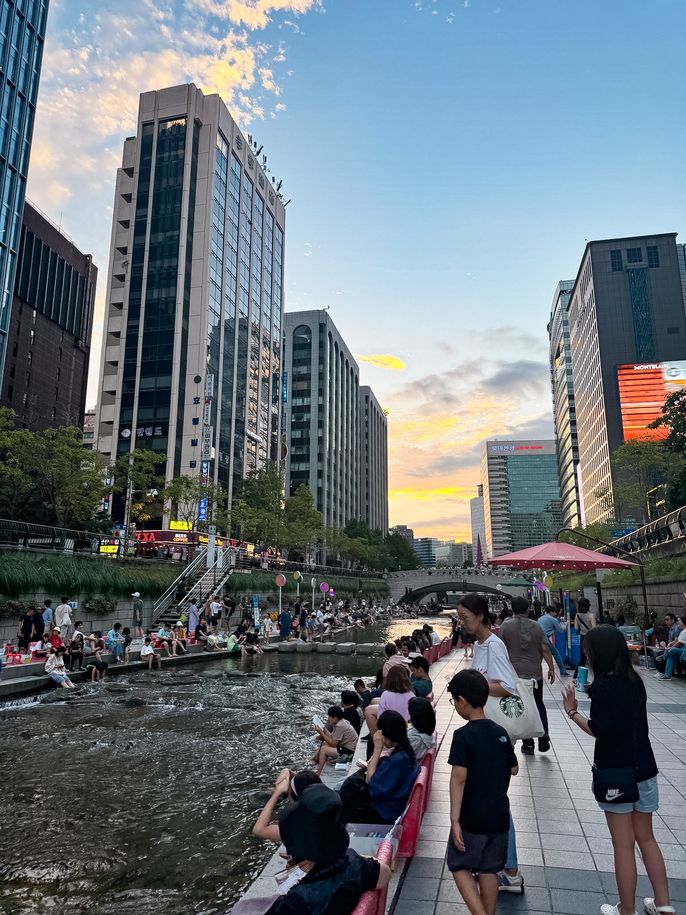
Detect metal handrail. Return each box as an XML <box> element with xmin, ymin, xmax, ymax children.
<box><xmin>154</xmin><ymin>550</ymin><xmax>233</xmax><ymax>624</ymax></box>
<box><xmin>151</xmin><ymin>547</ymin><xmax>208</xmax><ymax>615</ymax></box>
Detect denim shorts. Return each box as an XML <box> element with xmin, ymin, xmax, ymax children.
<box><xmin>596</xmin><ymin>776</ymin><xmax>659</xmax><ymax>814</ymax></box>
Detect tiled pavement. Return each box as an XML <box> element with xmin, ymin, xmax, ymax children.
<box><xmin>392</xmin><ymin>651</ymin><xmax>686</xmax><ymax>914</ymax></box>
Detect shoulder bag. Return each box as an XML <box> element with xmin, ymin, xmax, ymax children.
<box><xmin>483</xmin><ymin>640</ymin><xmax>544</xmax><ymax>741</ymax></box>
<box><xmin>591</xmin><ymin>692</ymin><xmax>640</xmax><ymax>805</ymax></box>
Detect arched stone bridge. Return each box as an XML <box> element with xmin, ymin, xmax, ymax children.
<box><xmin>387</xmin><ymin>569</ymin><xmax>532</xmax><ymax>605</ymax></box>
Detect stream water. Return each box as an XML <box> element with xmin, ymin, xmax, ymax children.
<box><xmin>0</xmin><ymin>619</ymin><xmax>450</xmax><ymax>915</ymax></box>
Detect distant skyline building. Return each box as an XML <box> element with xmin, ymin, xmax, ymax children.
<box><xmin>435</xmin><ymin>539</ymin><xmax>473</xmax><ymax>566</ymax></box>
<box><xmin>359</xmin><ymin>385</ymin><xmax>388</xmax><ymax>533</ymax></box>
<box><xmin>413</xmin><ymin>536</ymin><xmax>438</xmax><ymax>567</ymax></box>
<box><xmin>567</xmin><ymin>234</ymin><xmax>686</xmax><ymax>524</ymax></box>
<box><xmin>470</xmin><ymin>484</ymin><xmax>486</xmax><ymax>562</ymax></box>
<box><xmin>283</xmin><ymin>309</ymin><xmax>360</xmax><ymax>529</ymax></box>
<box><xmin>548</xmin><ymin>280</ymin><xmax>580</xmax><ymax>529</ymax></box>
<box><xmin>94</xmin><ymin>84</ymin><xmax>286</xmax><ymax>522</ymax></box>
<box><xmin>481</xmin><ymin>440</ymin><xmax>562</xmax><ymax>559</ymax></box>
<box><xmin>1</xmin><ymin>201</ymin><xmax>97</xmax><ymax>429</ymax></box>
<box><xmin>0</xmin><ymin>0</ymin><xmax>50</xmax><ymax>379</ymax></box>
<box><xmin>391</xmin><ymin>524</ymin><xmax>414</xmax><ymax>545</ymax></box>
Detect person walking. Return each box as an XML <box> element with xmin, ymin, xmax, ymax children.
<box><xmin>131</xmin><ymin>592</ymin><xmax>144</xmax><ymax>638</ymax></box>
<box><xmin>500</xmin><ymin>596</ymin><xmax>556</xmax><ymax>756</ymax></box>
<box><xmin>457</xmin><ymin>593</ymin><xmax>524</xmax><ymax>895</ymax></box>
<box><xmin>574</xmin><ymin>596</ymin><xmax>596</xmax><ymax>674</ymax></box>
<box><xmin>563</xmin><ymin>625</ymin><xmax>673</xmax><ymax>915</ymax></box>
<box><xmin>538</xmin><ymin>605</ymin><xmax>569</xmax><ymax>677</ymax></box>
<box><xmin>54</xmin><ymin>597</ymin><xmax>73</xmax><ymax>644</ymax></box>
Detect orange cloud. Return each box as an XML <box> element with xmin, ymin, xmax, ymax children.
<box><xmin>355</xmin><ymin>353</ymin><xmax>406</xmax><ymax>371</ymax></box>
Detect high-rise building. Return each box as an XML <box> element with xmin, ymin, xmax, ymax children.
<box><xmin>95</xmin><ymin>84</ymin><xmax>286</xmax><ymax>521</ymax></box>
<box><xmin>481</xmin><ymin>440</ymin><xmax>562</xmax><ymax>559</ymax></box>
<box><xmin>548</xmin><ymin>280</ymin><xmax>580</xmax><ymax>528</ymax></box>
<box><xmin>470</xmin><ymin>484</ymin><xmax>486</xmax><ymax>562</ymax></box>
<box><xmin>83</xmin><ymin>408</ymin><xmax>95</xmax><ymax>449</ymax></box>
<box><xmin>359</xmin><ymin>384</ymin><xmax>388</xmax><ymax>533</ymax></box>
<box><xmin>413</xmin><ymin>537</ymin><xmax>438</xmax><ymax>567</ymax></box>
<box><xmin>435</xmin><ymin>540</ymin><xmax>472</xmax><ymax>566</ymax></box>
<box><xmin>678</xmin><ymin>244</ymin><xmax>686</xmax><ymax>316</ymax></box>
<box><xmin>567</xmin><ymin>234</ymin><xmax>686</xmax><ymax>524</ymax></box>
<box><xmin>0</xmin><ymin>201</ymin><xmax>97</xmax><ymax>429</ymax></box>
<box><xmin>282</xmin><ymin>309</ymin><xmax>360</xmax><ymax>529</ymax></box>
<box><xmin>0</xmin><ymin>0</ymin><xmax>50</xmax><ymax>379</ymax></box>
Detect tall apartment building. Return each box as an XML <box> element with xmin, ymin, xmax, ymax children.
<box><xmin>567</xmin><ymin>234</ymin><xmax>686</xmax><ymax>524</ymax></box>
<box><xmin>282</xmin><ymin>310</ymin><xmax>360</xmax><ymax>529</ymax></box>
<box><xmin>548</xmin><ymin>280</ymin><xmax>580</xmax><ymax>528</ymax></box>
<box><xmin>95</xmin><ymin>84</ymin><xmax>286</xmax><ymax>521</ymax></box>
<box><xmin>1</xmin><ymin>202</ymin><xmax>96</xmax><ymax>428</ymax></box>
<box><xmin>469</xmin><ymin>484</ymin><xmax>486</xmax><ymax>563</ymax></box>
<box><xmin>481</xmin><ymin>440</ymin><xmax>562</xmax><ymax>559</ymax></box>
<box><xmin>0</xmin><ymin>0</ymin><xmax>49</xmax><ymax>378</ymax></box>
<box><xmin>359</xmin><ymin>385</ymin><xmax>388</xmax><ymax>533</ymax></box>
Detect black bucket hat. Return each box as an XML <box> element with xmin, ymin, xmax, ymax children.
<box><xmin>278</xmin><ymin>784</ymin><xmax>349</xmax><ymax>866</ymax></box>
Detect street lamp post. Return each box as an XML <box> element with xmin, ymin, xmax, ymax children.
<box><xmin>556</xmin><ymin>528</ymin><xmax>650</xmax><ymax>662</ymax></box>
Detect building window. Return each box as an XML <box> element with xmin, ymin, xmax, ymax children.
<box><xmin>611</xmin><ymin>250</ymin><xmax>623</xmax><ymax>272</ymax></box>
<box><xmin>626</xmin><ymin>247</ymin><xmax>642</xmax><ymax>264</ymax></box>
<box><xmin>627</xmin><ymin>267</ymin><xmax>655</xmax><ymax>361</ymax></box>
<box><xmin>647</xmin><ymin>245</ymin><xmax>660</xmax><ymax>268</ymax></box>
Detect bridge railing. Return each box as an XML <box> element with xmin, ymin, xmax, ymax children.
<box><xmin>0</xmin><ymin>518</ymin><xmax>103</xmax><ymax>553</ymax></box>
<box><xmin>607</xmin><ymin>505</ymin><xmax>686</xmax><ymax>558</ymax></box>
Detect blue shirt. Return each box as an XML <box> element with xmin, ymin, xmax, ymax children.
<box><xmin>43</xmin><ymin>608</ymin><xmax>53</xmax><ymax>625</ymax></box>
<box><xmin>368</xmin><ymin>750</ymin><xmax>420</xmax><ymax>822</ymax></box>
<box><xmin>538</xmin><ymin>614</ymin><xmax>564</xmax><ymax>639</ymax></box>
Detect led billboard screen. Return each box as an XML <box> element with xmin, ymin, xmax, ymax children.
<box><xmin>617</xmin><ymin>361</ymin><xmax>686</xmax><ymax>441</ymax></box>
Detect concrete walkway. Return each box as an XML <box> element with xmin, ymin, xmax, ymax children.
<box><xmin>392</xmin><ymin>651</ymin><xmax>686</xmax><ymax>914</ymax></box>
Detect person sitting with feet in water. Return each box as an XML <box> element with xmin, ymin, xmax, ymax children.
<box><xmin>140</xmin><ymin>637</ymin><xmax>162</xmax><ymax>671</ymax></box>
<box><xmin>45</xmin><ymin>646</ymin><xmax>76</xmax><ymax>689</ymax></box>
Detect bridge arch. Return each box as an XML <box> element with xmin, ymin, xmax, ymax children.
<box><xmin>398</xmin><ymin>580</ymin><xmax>517</xmax><ymax>605</ymax></box>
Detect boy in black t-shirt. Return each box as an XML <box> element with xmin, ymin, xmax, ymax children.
<box><xmin>446</xmin><ymin>669</ymin><xmax>518</xmax><ymax>915</ymax></box>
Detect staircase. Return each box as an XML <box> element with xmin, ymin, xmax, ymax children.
<box><xmin>152</xmin><ymin>548</ymin><xmax>235</xmax><ymax>628</ymax></box>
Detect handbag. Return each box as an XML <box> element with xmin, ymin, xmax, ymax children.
<box><xmin>483</xmin><ymin>641</ymin><xmax>544</xmax><ymax>741</ymax></box>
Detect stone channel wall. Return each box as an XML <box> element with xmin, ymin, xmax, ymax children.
<box><xmin>598</xmin><ymin>578</ymin><xmax>686</xmax><ymax>617</ymax></box>
<box><xmin>0</xmin><ymin>595</ymin><xmax>156</xmax><ymax>644</ymax></box>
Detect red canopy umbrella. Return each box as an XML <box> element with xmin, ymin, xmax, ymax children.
<box><xmin>489</xmin><ymin>541</ymin><xmax>636</xmax><ymax>571</ymax></box>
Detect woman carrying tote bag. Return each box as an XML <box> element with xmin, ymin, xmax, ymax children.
<box><xmin>457</xmin><ymin>594</ymin><xmax>527</xmax><ymax>895</ymax></box>
<box><xmin>563</xmin><ymin>625</ymin><xmax>673</xmax><ymax>915</ymax></box>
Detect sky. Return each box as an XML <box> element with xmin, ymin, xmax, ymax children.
<box><xmin>27</xmin><ymin>0</ymin><xmax>686</xmax><ymax>541</ymax></box>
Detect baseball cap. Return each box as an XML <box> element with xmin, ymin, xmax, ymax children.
<box><xmin>132</xmin><ymin>592</ymin><xmax>140</xmax><ymax>598</ymax></box>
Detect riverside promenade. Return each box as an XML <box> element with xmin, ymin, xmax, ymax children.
<box><xmin>393</xmin><ymin>651</ymin><xmax>686</xmax><ymax>915</ymax></box>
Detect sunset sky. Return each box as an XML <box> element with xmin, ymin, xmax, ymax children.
<box><xmin>27</xmin><ymin>0</ymin><xmax>686</xmax><ymax>541</ymax></box>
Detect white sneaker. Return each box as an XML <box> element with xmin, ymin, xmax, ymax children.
<box><xmin>655</xmin><ymin>674</ymin><xmax>672</xmax><ymax>680</ymax></box>
<box><xmin>497</xmin><ymin>871</ymin><xmax>524</xmax><ymax>893</ymax></box>
<box><xmin>600</xmin><ymin>905</ymin><xmax>637</xmax><ymax>915</ymax></box>
<box><xmin>643</xmin><ymin>899</ymin><xmax>676</xmax><ymax>914</ymax></box>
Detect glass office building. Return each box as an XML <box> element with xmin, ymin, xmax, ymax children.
<box><xmin>481</xmin><ymin>440</ymin><xmax>562</xmax><ymax>559</ymax></box>
<box><xmin>567</xmin><ymin>234</ymin><xmax>686</xmax><ymax>524</ymax></box>
<box><xmin>95</xmin><ymin>84</ymin><xmax>285</xmax><ymax>522</ymax></box>
<box><xmin>548</xmin><ymin>280</ymin><xmax>580</xmax><ymax>528</ymax></box>
<box><xmin>0</xmin><ymin>0</ymin><xmax>49</xmax><ymax>379</ymax></box>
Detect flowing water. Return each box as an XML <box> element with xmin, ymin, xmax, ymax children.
<box><xmin>0</xmin><ymin>619</ymin><xmax>450</xmax><ymax>915</ymax></box>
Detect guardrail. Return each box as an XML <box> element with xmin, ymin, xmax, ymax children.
<box><xmin>608</xmin><ymin>505</ymin><xmax>686</xmax><ymax>559</ymax></box>
<box><xmin>0</xmin><ymin>518</ymin><xmax>103</xmax><ymax>553</ymax></box>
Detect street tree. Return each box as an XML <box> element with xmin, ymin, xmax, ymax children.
<box><xmin>231</xmin><ymin>462</ymin><xmax>285</xmax><ymax>549</ymax></box>
<box><xmin>650</xmin><ymin>390</ymin><xmax>686</xmax><ymax>451</ymax></box>
<box><xmin>282</xmin><ymin>485</ymin><xmax>322</xmax><ymax>555</ymax></box>
<box><xmin>164</xmin><ymin>475</ymin><xmax>229</xmax><ymax>532</ymax></box>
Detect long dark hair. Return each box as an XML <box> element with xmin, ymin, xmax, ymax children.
<box><xmin>458</xmin><ymin>593</ymin><xmax>492</xmax><ymax>625</ymax></box>
<box><xmin>408</xmin><ymin>697</ymin><xmax>436</xmax><ymax>735</ymax></box>
<box><xmin>378</xmin><ymin>710</ymin><xmax>412</xmax><ymax>754</ymax></box>
<box><xmin>585</xmin><ymin>625</ymin><xmax>645</xmax><ymax>701</ymax></box>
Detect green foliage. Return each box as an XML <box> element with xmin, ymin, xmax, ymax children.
<box><xmin>649</xmin><ymin>390</ymin><xmax>686</xmax><ymax>452</ymax></box>
<box><xmin>0</xmin><ymin>408</ymin><xmax>107</xmax><ymax>528</ymax></box>
<box><xmin>0</xmin><ymin>554</ymin><xmax>179</xmax><ymax>600</ymax></box>
<box><xmin>282</xmin><ymin>485</ymin><xmax>322</xmax><ymax>553</ymax></box>
<box><xmin>231</xmin><ymin>462</ymin><xmax>285</xmax><ymax>549</ymax></box>
<box><xmin>164</xmin><ymin>475</ymin><xmax>229</xmax><ymax>532</ymax></box>
<box><xmin>610</xmin><ymin>438</ymin><xmax>684</xmax><ymax>523</ymax></box>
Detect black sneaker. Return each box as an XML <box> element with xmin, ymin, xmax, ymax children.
<box><xmin>538</xmin><ymin>735</ymin><xmax>551</xmax><ymax>753</ymax></box>
<box><xmin>521</xmin><ymin>740</ymin><xmax>535</xmax><ymax>756</ymax></box>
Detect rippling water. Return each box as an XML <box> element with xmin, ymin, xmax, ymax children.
<box><xmin>0</xmin><ymin>618</ymin><xmax>449</xmax><ymax>914</ymax></box>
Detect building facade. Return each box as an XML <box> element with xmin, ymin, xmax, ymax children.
<box><xmin>282</xmin><ymin>310</ymin><xmax>360</xmax><ymax>529</ymax></box>
<box><xmin>94</xmin><ymin>84</ymin><xmax>286</xmax><ymax>521</ymax></box>
<box><xmin>413</xmin><ymin>537</ymin><xmax>438</xmax><ymax>567</ymax></box>
<box><xmin>548</xmin><ymin>280</ymin><xmax>580</xmax><ymax>528</ymax></box>
<box><xmin>83</xmin><ymin>408</ymin><xmax>95</xmax><ymax>449</ymax></box>
<box><xmin>359</xmin><ymin>384</ymin><xmax>388</xmax><ymax>533</ymax></box>
<box><xmin>567</xmin><ymin>234</ymin><xmax>686</xmax><ymax>524</ymax></box>
<box><xmin>481</xmin><ymin>440</ymin><xmax>562</xmax><ymax>559</ymax></box>
<box><xmin>469</xmin><ymin>484</ymin><xmax>486</xmax><ymax>563</ymax></box>
<box><xmin>0</xmin><ymin>0</ymin><xmax>49</xmax><ymax>379</ymax></box>
<box><xmin>391</xmin><ymin>524</ymin><xmax>414</xmax><ymax>545</ymax></box>
<box><xmin>0</xmin><ymin>201</ymin><xmax>97</xmax><ymax>428</ymax></box>
<box><xmin>435</xmin><ymin>539</ymin><xmax>472</xmax><ymax>566</ymax></box>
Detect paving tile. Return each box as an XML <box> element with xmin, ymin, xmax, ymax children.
<box><xmin>517</xmin><ymin>864</ymin><xmax>547</xmax><ymax>887</ymax></box>
<box><xmin>539</xmin><ymin>833</ymin><xmax>589</xmax><ymax>853</ymax></box>
<box><xmin>405</xmin><ymin>856</ymin><xmax>445</xmax><ymax>879</ymax></box>
<box><xmin>515</xmin><ymin>846</ymin><xmax>544</xmax><ymax>866</ymax></box>
<box><xmin>415</xmin><ymin>838</ymin><xmax>448</xmax><ymax>858</ymax></box>
<box><xmin>542</xmin><ymin>849</ymin><xmax>592</xmax><ymax>869</ymax></box>
<box><xmin>550</xmin><ymin>888</ymin><xmax>610</xmax><ymax>913</ymax></box>
<box><xmin>497</xmin><ymin>884</ymin><xmax>552</xmax><ymax>910</ymax></box>
<box><xmin>544</xmin><ymin>866</ymin><xmax>603</xmax><ymax>891</ymax></box>
<box><xmin>399</xmin><ymin>876</ymin><xmax>440</xmax><ymax>901</ymax></box>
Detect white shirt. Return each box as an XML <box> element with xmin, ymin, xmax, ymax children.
<box><xmin>210</xmin><ymin>601</ymin><xmax>221</xmax><ymax>615</ymax></box>
<box><xmin>430</xmin><ymin>632</ymin><xmax>441</xmax><ymax>646</ymax></box>
<box><xmin>55</xmin><ymin>603</ymin><xmax>72</xmax><ymax>627</ymax></box>
<box><xmin>472</xmin><ymin>634</ymin><xmax>518</xmax><ymax>695</ymax></box>
<box><xmin>677</xmin><ymin>629</ymin><xmax>686</xmax><ymax>646</ymax></box>
<box><xmin>140</xmin><ymin>644</ymin><xmax>155</xmax><ymax>657</ymax></box>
